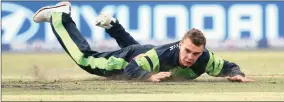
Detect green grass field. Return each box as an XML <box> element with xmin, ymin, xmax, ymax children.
<box><xmin>2</xmin><ymin>51</ymin><xmax>284</xmax><ymax>101</ymax></box>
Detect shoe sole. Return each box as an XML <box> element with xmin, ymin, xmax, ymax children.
<box><xmin>33</xmin><ymin>1</ymin><xmax>71</xmax><ymax>22</ymax></box>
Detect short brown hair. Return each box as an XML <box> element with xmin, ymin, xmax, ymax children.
<box><xmin>182</xmin><ymin>28</ymin><xmax>206</xmax><ymax>46</ymax></box>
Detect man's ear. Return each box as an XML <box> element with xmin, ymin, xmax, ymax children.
<box><xmin>179</xmin><ymin>41</ymin><xmax>182</xmax><ymax>47</ymax></box>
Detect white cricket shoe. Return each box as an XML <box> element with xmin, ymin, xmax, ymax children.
<box><xmin>95</xmin><ymin>13</ymin><xmax>116</xmax><ymax>29</ymax></box>
<box><xmin>33</xmin><ymin>1</ymin><xmax>71</xmax><ymax>23</ymax></box>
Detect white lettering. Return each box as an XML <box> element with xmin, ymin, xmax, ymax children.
<box><xmin>154</xmin><ymin>5</ymin><xmax>189</xmax><ymax>40</ymax></box>
<box><xmin>2</xmin><ymin>3</ymin><xmax>39</xmax><ymax>44</ymax></box>
<box><xmin>117</xmin><ymin>5</ymin><xmax>151</xmax><ymax>40</ymax></box>
<box><xmin>266</xmin><ymin>4</ymin><xmax>280</xmax><ymax>40</ymax></box>
<box><xmin>228</xmin><ymin>4</ymin><xmax>263</xmax><ymax>41</ymax></box>
<box><xmin>191</xmin><ymin>5</ymin><xmax>225</xmax><ymax>40</ymax></box>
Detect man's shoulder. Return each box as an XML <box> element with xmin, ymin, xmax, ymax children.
<box><xmin>154</xmin><ymin>41</ymin><xmax>180</xmax><ymax>52</ymax></box>
<box><xmin>154</xmin><ymin>41</ymin><xmax>180</xmax><ymax>68</ymax></box>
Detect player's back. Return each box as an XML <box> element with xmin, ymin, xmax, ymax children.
<box><xmin>91</xmin><ymin>44</ymin><xmax>155</xmax><ymax>62</ymax></box>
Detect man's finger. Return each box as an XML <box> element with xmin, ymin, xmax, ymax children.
<box><xmin>150</xmin><ymin>77</ymin><xmax>161</xmax><ymax>82</ymax></box>
<box><xmin>160</xmin><ymin>72</ymin><xmax>171</xmax><ymax>76</ymax></box>
<box><xmin>157</xmin><ymin>72</ymin><xmax>171</xmax><ymax>77</ymax></box>
<box><xmin>236</xmin><ymin>77</ymin><xmax>255</xmax><ymax>82</ymax></box>
<box><xmin>161</xmin><ymin>73</ymin><xmax>171</xmax><ymax>77</ymax></box>
<box><xmin>241</xmin><ymin>78</ymin><xmax>247</xmax><ymax>82</ymax></box>
<box><xmin>159</xmin><ymin>74</ymin><xmax>170</xmax><ymax>79</ymax></box>
<box><xmin>154</xmin><ymin>74</ymin><xmax>166</xmax><ymax>79</ymax></box>
<box><xmin>237</xmin><ymin>77</ymin><xmax>249</xmax><ymax>82</ymax></box>
<box><xmin>227</xmin><ymin>77</ymin><xmax>236</xmax><ymax>81</ymax></box>
<box><xmin>153</xmin><ymin>79</ymin><xmax>161</xmax><ymax>82</ymax></box>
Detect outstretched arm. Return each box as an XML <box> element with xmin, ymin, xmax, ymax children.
<box><xmin>205</xmin><ymin>50</ymin><xmax>254</xmax><ymax>82</ymax></box>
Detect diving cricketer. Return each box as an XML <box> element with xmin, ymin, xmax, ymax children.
<box><xmin>33</xmin><ymin>1</ymin><xmax>253</xmax><ymax>82</ymax></box>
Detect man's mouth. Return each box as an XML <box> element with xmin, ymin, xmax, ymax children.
<box><xmin>185</xmin><ymin>61</ymin><xmax>192</xmax><ymax>65</ymax></box>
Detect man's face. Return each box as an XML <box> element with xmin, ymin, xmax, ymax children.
<box><xmin>179</xmin><ymin>38</ymin><xmax>204</xmax><ymax>67</ymax></box>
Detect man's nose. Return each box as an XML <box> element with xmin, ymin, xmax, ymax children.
<box><xmin>187</xmin><ymin>53</ymin><xmax>194</xmax><ymax>60</ymax></box>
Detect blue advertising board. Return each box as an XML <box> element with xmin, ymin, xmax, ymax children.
<box><xmin>2</xmin><ymin>1</ymin><xmax>284</xmax><ymax>51</ymax></box>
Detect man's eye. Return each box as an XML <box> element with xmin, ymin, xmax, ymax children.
<box><xmin>193</xmin><ymin>53</ymin><xmax>199</xmax><ymax>55</ymax></box>
<box><xmin>186</xmin><ymin>49</ymin><xmax>190</xmax><ymax>53</ymax></box>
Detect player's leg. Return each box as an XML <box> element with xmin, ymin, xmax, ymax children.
<box><xmin>33</xmin><ymin>1</ymin><xmax>128</xmax><ymax>77</ymax></box>
<box><xmin>96</xmin><ymin>14</ymin><xmax>140</xmax><ymax>48</ymax></box>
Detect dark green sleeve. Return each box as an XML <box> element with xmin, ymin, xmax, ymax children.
<box><xmin>124</xmin><ymin>49</ymin><xmax>160</xmax><ymax>79</ymax></box>
<box><xmin>134</xmin><ymin>49</ymin><xmax>160</xmax><ymax>72</ymax></box>
<box><xmin>205</xmin><ymin>50</ymin><xmax>245</xmax><ymax>77</ymax></box>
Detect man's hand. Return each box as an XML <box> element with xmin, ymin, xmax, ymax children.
<box><xmin>227</xmin><ymin>75</ymin><xmax>254</xmax><ymax>82</ymax></box>
<box><xmin>148</xmin><ymin>72</ymin><xmax>171</xmax><ymax>82</ymax></box>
